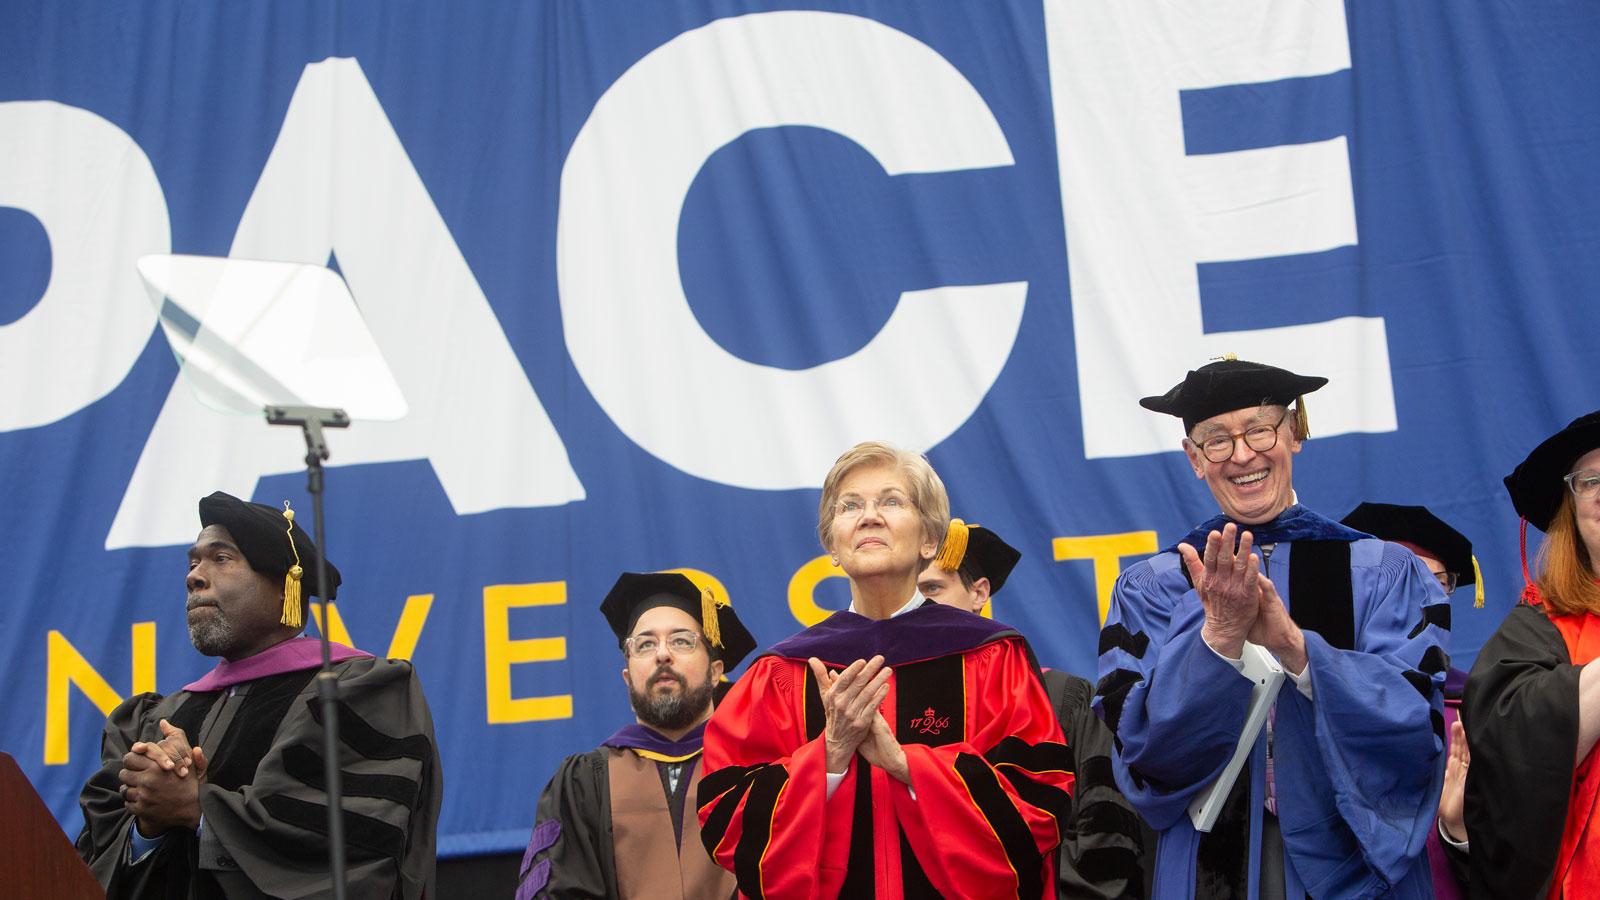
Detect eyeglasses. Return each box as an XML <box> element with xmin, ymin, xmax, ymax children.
<box><xmin>1192</xmin><ymin>412</ymin><xmax>1290</xmax><ymax>464</ymax></box>
<box><xmin>834</xmin><ymin>494</ymin><xmax>915</xmax><ymax>520</ymax></box>
<box><xmin>624</xmin><ymin>631</ymin><xmax>703</xmax><ymax>658</ymax></box>
<box><xmin>1433</xmin><ymin>571</ymin><xmax>1460</xmax><ymax>596</ymax></box>
<box><xmin>1565</xmin><ymin>470</ymin><xmax>1600</xmax><ymax>501</ymax></box>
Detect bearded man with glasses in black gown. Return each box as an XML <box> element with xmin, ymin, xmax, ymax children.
<box><xmin>515</xmin><ymin>572</ymin><xmax>756</xmax><ymax>900</ymax></box>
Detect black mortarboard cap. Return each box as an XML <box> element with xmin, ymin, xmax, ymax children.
<box><xmin>1140</xmin><ymin>357</ymin><xmax>1328</xmax><ymax>433</ymax></box>
<box><xmin>599</xmin><ymin>572</ymin><xmax>757</xmax><ymax>669</ymax></box>
<box><xmin>198</xmin><ymin>491</ymin><xmax>341</xmax><ymax>604</ymax></box>
<box><xmin>1504</xmin><ymin>410</ymin><xmax>1600</xmax><ymax>532</ymax></box>
<box><xmin>933</xmin><ymin>521</ymin><xmax>1023</xmax><ymax>595</ymax></box>
<box><xmin>1340</xmin><ymin>502</ymin><xmax>1474</xmax><ymax>586</ymax></box>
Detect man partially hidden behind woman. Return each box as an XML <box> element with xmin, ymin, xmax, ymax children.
<box><xmin>695</xmin><ymin>441</ymin><xmax>1073</xmax><ymax>899</ymax></box>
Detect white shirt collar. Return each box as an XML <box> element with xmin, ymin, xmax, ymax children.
<box><xmin>849</xmin><ymin>590</ymin><xmax>927</xmax><ymax>619</ymax></box>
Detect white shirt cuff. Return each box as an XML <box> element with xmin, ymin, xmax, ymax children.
<box><xmin>1206</xmin><ymin>639</ymin><xmax>1248</xmax><ymax>672</ymax></box>
<box><xmin>1438</xmin><ymin>817</ymin><xmax>1469</xmax><ymax>850</ymax></box>
<box><xmin>1285</xmin><ymin>661</ymin><xmax>1313</xmax><ymax>700</ymax></box>
<box><xmin>825</xmin><ymin>766</ymin><xmax>915</xmax><ymax>800</ymax></box>
<box><xmin>1207</xmin><ymin>639</ymin><xmax>1313</xmax><ymax>699</ymax></box>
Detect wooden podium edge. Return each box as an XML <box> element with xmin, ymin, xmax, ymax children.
<box><xmin>0</xmin><ymin>751</ymin><xmax>105</xmax><ymax>899</ymax></box>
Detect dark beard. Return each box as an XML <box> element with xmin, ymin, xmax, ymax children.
<box><xmin>629</xmin><ymin>663</ymin><xmax>716</xmax><ymax>732</ymax></box>
<box><xmin>188</xmin><ymin>607</ymin><xmax>239</xmax><ymax>657</ymax></box>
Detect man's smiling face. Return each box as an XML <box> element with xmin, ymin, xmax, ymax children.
<box><xmin>1183</xmin><ymin>404</ymin><xmax>1302</xmax><ymax>525</ymax></box>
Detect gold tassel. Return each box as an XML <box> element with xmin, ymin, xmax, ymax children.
<box><xmin>700</xmin><ymin>587</ymin><xmax>723</xmax><ymax>649</ymax></box>
<box><xmin>935</xmin><ymin>518</ymin><xmax>970</xmax><ymax>571</ymax></box>
<box><xmin>1471</xmin><ymin>555</ymin><xmax>1484</xmax><ymax>609</ymax></box>
<box><xmin>1294</xmin><ymin>396</ymin><xmax>1310</xmax><ymax>440</ymax></box>
<box><xmin>281</xmin><ymin>503</ymin><xmax>305</xmax><ymax>628</ymax></box>
<box><xmin>283</xmin><ymin>567</ymin><xmax>304</xmax><ymax>628</ymax></box>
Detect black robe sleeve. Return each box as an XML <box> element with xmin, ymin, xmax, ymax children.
<box><xmin>75</xmin><ymin>691</ymin><xmax>200</xmax><ymax>900</ymax></box>
<box><xmin>516</xmin><ymin>748</ymin><xmax>616</xmax><ymax>900</ymax></box>
<box><xmin>76</xmin><ymin>658</ymin><xmax>441</xmax><ymax>900</ymax></box>
<box><xmin>1462</xmin><ymin>603</ymin><xmax>1582</xmax><ymax>900</ymax></box>
<box><xmin>202</xmin><ymin>657</ymin><xmax>441</xmax><ymax>900</ymax></box>
<box><xmin>1045</xmin><ymin>669</ymin><xmax>1153</xmax><ymax>900</ymax></box>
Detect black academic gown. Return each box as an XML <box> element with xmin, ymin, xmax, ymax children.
<box><xmin>517</xmin><ymin>723</ymin><xmax>736</xmax><ymax>900</ymax></box>
<box><xmin>1043</xmin><ymin>669</ymin><xmax>1154</xmax><ymax>900</ymax></box>
<box><xmin>76</xmin><ymin>656</ymin><xmax>441</xmax><ymax>900</ymax></box>
<box><xmin>1462</xmin><ymin>602</ymin><xmax>1586</xmax><ymax>900</ymax></box>
<box><xmin>523</xmin><ymin>748</ymin><xmax>622</xmax><ymax>899</ymax></box>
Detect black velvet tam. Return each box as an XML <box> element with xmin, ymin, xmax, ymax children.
<box><xmin>599</xmin><ymin>571</ymin><xmax>756</xmax><ymax>668</ymax></box>
<box><xmin>1140</xmin><ymin>358</ymin><xmax>1327</xmax><ymax>433</ymax></box>
<box><xmin>1341</xmin><ymin>502</ymin><xmax>1474</xmax><ymax>585</ymax></box>
<box><xmin>960</xmin><ymin>525</ymin><xmax>1022</xmax><ymax>595</ymax></box>
<box><xmin>198</xmin><ymin>491</ymin><xmax>340</xmax><ymax>600</ymax></box>
<box><xmin>1504</xmin><ymin>410</ymin><xmax>1600</xmax><ymax>532</ymax></box>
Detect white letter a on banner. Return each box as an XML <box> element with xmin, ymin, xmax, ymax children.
<box><xmin>109</xmin><ymin>57</ymin><xmax>583</xmax><ymax>549</ymax></box>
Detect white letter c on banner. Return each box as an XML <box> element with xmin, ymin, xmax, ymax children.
<box><xmin>558</xmin><ymin>11</ymin><xmax>1025</xmax><ymax>490</ymax></box>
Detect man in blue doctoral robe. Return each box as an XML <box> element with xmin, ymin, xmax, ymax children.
<box><xmin>1095</xmin><ymin>358</ymin><xmax>1449</xmax><ymax>899</ymax></box>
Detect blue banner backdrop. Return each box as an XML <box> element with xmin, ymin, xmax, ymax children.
<box><xmin>2</xmin><ymin>1</ymin><xmax>1597</xmax><ymax>856</ymax></box>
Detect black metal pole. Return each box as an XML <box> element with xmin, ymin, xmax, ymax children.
<box><xmin>306</xmin><ymin>452</ymin><xmax>348</xmax><ymax>900</ymax></box>
<box><xmin>267</xmin><ymin>405</ymin><xmax>349</xmax><ymax>900</ymax></box>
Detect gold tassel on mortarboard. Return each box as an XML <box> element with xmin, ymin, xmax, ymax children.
<box><xmin>280</xmin><ymin>502</ymin><xmax>304</xmax><ymax>629</ymax></box>
<box><xmin>700</xmin><ymin>587</ymin><xmax>724</xmax><ymax>649</ymax></box>
<box><xmin>1294</xmin><ymin>396</ymin><xmax>1310</xmax><ymax>440</ymax></box>
<box><xmin>935</xmin><ymin>519</ymin><xmax>970</xmax><ymax>572</ymax></box>
<box><xmin>1471</xmin><ymin>555</ymin><xmax>1484</xmax><ymax>609</ymax></box>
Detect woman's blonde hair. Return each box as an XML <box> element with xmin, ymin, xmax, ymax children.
<box><xmin>1535</xmin><ymin>491</ymin><xmax>1600</xmax><ymax>616</ymax></box>
<box><xmin>817</xmin><ymin>441</ymin><xmax>949</xmax><ymax>554</ymax></box>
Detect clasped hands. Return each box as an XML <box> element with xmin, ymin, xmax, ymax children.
<box><xmin>118</xmin><ymin>718</ymin><xmax>208</xmax><ymax>837</ymax></box>
<box><xmin>1178</xmin><ymin>523</ymin><xmax>1308</xmax><ymax>675</ymax></box>
<box><xmin>807</xmin><ymin>656</ymin><xmax>910</xmax><ymax>785</ymax></box>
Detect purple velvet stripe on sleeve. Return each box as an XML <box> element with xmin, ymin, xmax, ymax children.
<box><xmin>515</xmin><ymin>859</ymin><xmax>552</xmax><ymax>900</ymax></box>
<box><xmin>520</xmin><ymin>820</ymin><xmax>561</xmax><ymax>875</ymax></box>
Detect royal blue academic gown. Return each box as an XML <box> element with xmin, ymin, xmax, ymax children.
<box><xmin>1095</xmin><ymin>505</ymin><xmax>1448</xmax><ymax>899</ymax></box>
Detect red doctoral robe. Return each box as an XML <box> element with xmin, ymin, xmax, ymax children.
<box><xmin>697</xmin><ymin>602</ymin><xmax>1072</xmax><ymax>899</ymax></box>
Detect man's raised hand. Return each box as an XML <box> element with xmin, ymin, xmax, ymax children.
<box><xmin>1178</xmin><ymin>523</ymin><xmax>1263</xmax><ymax>660</ymax></box>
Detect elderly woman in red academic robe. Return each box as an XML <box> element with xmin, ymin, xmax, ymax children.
<box><xmin>1464</xmin><ymin>409</ymin><xmax>1600</xmax><ymax>899</ymax></box>
<box><xmin>697</xmin><ymin>441</ymin><xmax>1072</xmax><ymax>899</ymax></box>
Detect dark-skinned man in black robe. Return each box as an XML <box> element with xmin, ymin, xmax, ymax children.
<box><xmin>76</xmin><ymin>491</ymin><xmax>441</xmax><ymax>899</ymax></box>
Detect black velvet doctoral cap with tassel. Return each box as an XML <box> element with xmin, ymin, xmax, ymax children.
<box><xmin>198</xmin><ymin>491</ymin><xmax>342</xmax><ymax>627</ymax></box>
<box><xmin>932</xmin><ymin>520</ymin><xmax>1022</xmax><ymax>595</ymax></box>
<box><xmin>1140</xmin><ymin>356</ymin><xmax>1327</xmax><ymax>434</ymax></box>
<box><xmin>1504</xmin><ymin>410</ymin><xmax>1600</xmax><ymax>532</ymax></box>
<box><xmin>1341</xmin><ymin>501</ymin><xmax>1483</xmax><ymax>607</ymax></box>
<box><xmin>600</xmin><ymin>571</ymin><xmax>757</xmax><ymax>669</ymax></box>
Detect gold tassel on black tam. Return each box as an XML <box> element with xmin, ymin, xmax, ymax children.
<box><xmin>280</xmin><ymin>502</ymin><xmax>304</xmax><ymax>629</ymax></box>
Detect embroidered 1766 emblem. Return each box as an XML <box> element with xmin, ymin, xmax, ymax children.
<box><xmin>908</xmin><ymin>706</ymin><xmax>951</xmax><ymax>736</ymax></box>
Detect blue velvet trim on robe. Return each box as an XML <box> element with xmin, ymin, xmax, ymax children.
<box><xmin>1169</xmin><ymin>503</ymin><xmax>1372</xmax><ymax>555</ymax></box>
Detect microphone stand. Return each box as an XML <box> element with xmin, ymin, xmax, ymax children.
<box><xmin>265</xmin><ymin>404</ymin><xmax>351</xmax><ymax>900</ymax></box>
